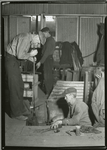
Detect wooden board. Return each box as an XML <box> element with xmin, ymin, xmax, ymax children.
<box><xmin>48</xmin><ymin>80</ymin><xmax>92</xmax><ymax>102</ymax></box>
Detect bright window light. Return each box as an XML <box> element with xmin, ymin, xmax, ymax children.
<box><xmin>45</xmin><ymin>16</ymin><xmax>55</xmax><ymax>21</ymax></box>
<box><xmin>31</xmin><ymin>16</ymin><xmax>55</xmax><ymax>22</ymax></box>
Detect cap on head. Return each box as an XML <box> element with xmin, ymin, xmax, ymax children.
<box><xmin>41</xmin><ymin>27</ymin><xmax>50</xmax><ymax>33</ymax></box>
<box><xmin>62</xmin><ymin>87</ymin><xmax>77</xmax><ymax>97</ymax></box>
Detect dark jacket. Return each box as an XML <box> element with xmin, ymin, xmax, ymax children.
<box><xmin>62</xmin><ymin>100</ymin><xmax>92</xmax><ymax>126</ymax></box>
<box><xmin>40</xmin><ymin>36</ymin><xmax>55</xmax><ymax>64</ymax></box>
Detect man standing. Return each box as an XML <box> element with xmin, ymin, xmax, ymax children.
<box><xmin>50</xmin><ymin>87</ymin><xmax>92</xmax><ymax>129</ymax></box>
<box><xmin>36</xmin><ymin>27</ymin><xmax>55</xmax><ymax>96</ymax></box>
<box><xmin>5</xmin><ymin>33</ymin><xmax>40</xmax><ymax>120</ymax></box>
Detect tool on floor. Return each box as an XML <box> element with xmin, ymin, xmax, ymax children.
<box><xmin>66</xmin><ymin>127</ymin><xmax>81</xmax><ymax>136</ymax></box>
<box><xmin>41</xmin><ymin>128</ymin><xmax>52</xmax><ymax>133</ymax></box>
<box><xmin>41</xmin><ymin>127</ymin><xmax>60</xmax><ymax>133</ymax></box>
<box><xmin>75</xmin><ymin>126</ymin><xmax>81</xmax><ymax>136</ymax></box>
<box><xmin>66</xmin><ymin>129</ymin><xmax>74</xmax><ymax>136</ymax></box>
<box><xmin>80</xmin><ymin>125</ymin><xmax>102</xmax><ymax>134</ymax></box>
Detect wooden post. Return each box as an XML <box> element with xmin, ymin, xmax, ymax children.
<box><xmin>66</xmin><ymin>70</ymin><xmax>72</xmax><ymax>81</ymax></box>
<box><xmin>40</xmin><ymin>13</ymin><xmax>46</xmax><ymax>29</ymax></box>
<box><xmin>83</xmin><ymin>71</ymin><xmax>88</xmax><ymax>104</ymax></box>
<box><xmin>36</xmin><ymin>15</ymin><xmax>38</xmax><ymax>34</ymax></box>
<box><xmin>32</xmin><ymin>57</ymin><xmax>39</xmax><ymax>107</ymax></box>
<box><xmin>73</xmin><ymin>71</ymin><xmax>80</xmax><ymax>81</ymax></box>
<box><xmin>32</xmin><ymin>74</ymin><xmax>39</xmax><ymax>107</ymax></box>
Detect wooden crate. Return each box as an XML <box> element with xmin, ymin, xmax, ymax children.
<box><xmin>22</xmin><ymin>73</ymin><xmax>39</xmax><ymax>106</ymax></box>
<box><xmin>21</xmin><ymin>74</ymin><xmax>33</xmax><ymax>82</ymax></box>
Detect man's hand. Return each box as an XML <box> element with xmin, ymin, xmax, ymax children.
<box><xmin>36</xmin><ymin>62</ymin><xmax>41</xmax><ymax>69</ymax></box>
<box><xmin>28</xmin><ymin>57</ymin><xmax>37</xmax><ymax>62</ymax></box>
<box><xmin>30</xmin><ymin>49</ymin><xmax>38</xmax><ymax>57</ymax></box>
<box><xmin>50</xmin><ymin>120</ymin><xmax>62</xmax><ymax>129</ymax></box>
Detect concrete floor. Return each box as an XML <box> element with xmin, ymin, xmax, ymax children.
<box><xmin>4</xmin><ymin>87</ymin><xmax>105</xmax><ymax>148</ymax></box>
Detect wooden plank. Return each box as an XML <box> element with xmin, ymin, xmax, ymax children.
<box><xmin>48</xmin><ymin>80</ymin><xmax>92</xmax><ymax>104</ymax></box>
<box><xmin>56</xmin><ymin>83</ymin><xmax>90</xmax><ymax>86</ymax></box>
<box><xmin>32</xmin><ymin>74</ymin><xmax>39</xmax><ymax>106</ymax></box>
<box><xmin>56</xmin><ymin>80</ymin><xmax>84</xmax><ymax>84</ymax></box>
<box><xmin>49</xmin><ymin>92</ymin><xmax>84</xmax><ymax>97</ymax></box>
<box><xmin>52</xmin><ymin>88</ymin><xmax>84</xmax><ymax>93</ymax></box>
<box><xmin>56</xmin><ymin>83</ymin><xmax>91</xmax><ymax>86</ymax></box>
<box><xmin>48</xmin><ymin>97</ymin><xmax>83</xmax><ymax>102</ymax></box>
<box><xmin>83</xmin><ymin>71</ymin><xmax>88</xmax><ymax>103</ymax></box>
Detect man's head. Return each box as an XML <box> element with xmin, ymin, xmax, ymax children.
<box><xmin>31</xmin><ymin>34</ymin><xmax>41</xmax><ymax>48</ymax></box>
<box><xmin>62</xmin><ymin>87</ymin><xmax>77</xmax><ymax>105</ymax></box>
<box><xmin>41</xmin><ymin>27</ymin><xmax>50</xmax><ymax>38</ymax></box>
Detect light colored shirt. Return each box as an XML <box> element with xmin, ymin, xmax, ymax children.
<box><xmin>6</xmin><ymin>33</ymin><xmax>33</xmax><ymax>60</ymax></box>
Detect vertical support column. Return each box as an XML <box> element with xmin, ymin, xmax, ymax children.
<box><xmin>73</xmin><ymin>71</ymin><xmax>80</xmax><ymax>81</ymax></box>
<box><xmin>83</xmin><ymin>71</ymin><xmax>88</xmax><ymax>104</ymax></box>
<box><xmin>32</xmin><ymin>74</ymin><xmax>38</xmax><ymax>107</ymax></box>
<box><xmin>40</xmin><ymin>14</ymin><xmax>44</xmax><ymax>29</ymax></box>
<box><xmin>66</xmin><ymin>70</ymin><xmax>72</xmax><ymax>81</ymax></box>
<box><xmin>32</xmin><ymin>57</ymin><xmax>38</xmax><ymax>107</ymax></box>
<box><xmin>36</xmin><ymin>15</ymin><xmax>38</xmax><ymax>34</ymax></box>
<box><xmin>40</xmin><ymin>13</ymin><xmax>46</xmax><ymax>29</ymax></box>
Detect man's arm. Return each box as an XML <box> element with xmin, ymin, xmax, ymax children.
<box><xmin>17</xmin><ymin>37</ymin><xmax>38</xmax><ymax>61</ymax></box>
<box><xmin>62</xmin><ymin>106</ymin><xmax>83</xmax><ymax>126</ymax></box>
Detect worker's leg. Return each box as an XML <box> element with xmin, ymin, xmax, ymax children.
<box><xmin>5</xmin><ymin>55</ymin><xmax>26</xmax><ymax>117</ymax></box>
<box><xmin>44</xmin><ymin>57</ymin><xmax>54</xmax><ymax>95</ymax></box>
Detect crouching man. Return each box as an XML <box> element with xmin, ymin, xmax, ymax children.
<box><xmin>50</xmin><ymin>87</ymin><xmax>92</xmax><ymax>129</ymax></box>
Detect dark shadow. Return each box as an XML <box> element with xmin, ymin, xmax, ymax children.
<box><xmin>93</xmin><ymin>24</ymin><xmax>104</xmax><ymax>62</ymax></box>
<box><xmin>56</xmin><ymin>97</ymin><xmax>69</xmax><ymax>118</ymax></box>
<box><xmin>5</xmin><ymin>88</ymin><xmax>11</xmax><ymax>118</ymax></box>
<box><xmin>87</xmin><ymin>91</ymin><xmax>96</xmax><ymax>126</ymax></box>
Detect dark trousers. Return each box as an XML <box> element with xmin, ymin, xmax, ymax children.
<box><xmin>43</xmin><ymin>56</ymin><xmax>54</xmax><ymax>95</ymax></box>
<box><xmin>5</xmin><ymin>53</ymin><xmax>26</xmax><ymax>117</ymax></box>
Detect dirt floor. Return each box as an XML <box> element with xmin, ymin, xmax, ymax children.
<box><xmin>4</xmin><ymin>113</ymin><xmax>105</xmax><ymax>147</ymax></box>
